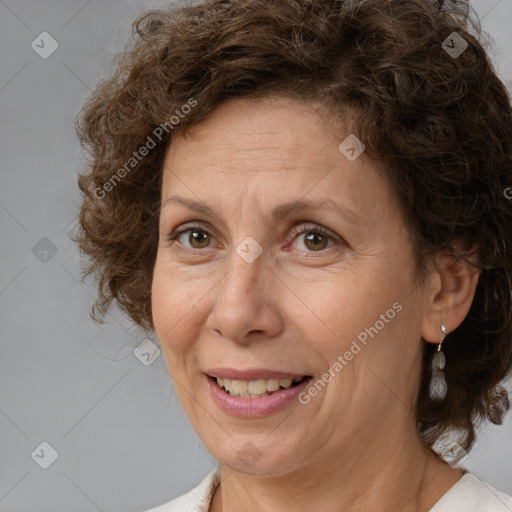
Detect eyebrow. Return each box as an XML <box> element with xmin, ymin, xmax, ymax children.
<box><xmin>161</xmin><ymin>196</ymin><xmax>359</xmax><ymax>224</ymax></box>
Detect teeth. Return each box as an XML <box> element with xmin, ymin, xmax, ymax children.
<box><xmin>280</xmin><ymin>379</ymin><xmax>292</xmax><ymax>388</ymax></box>
<box><xmin>248</xmin><ymin>379</ymin><xmax>267</xmax><ymax>394</ymax></box>
<box><xmin>231</xmin><ymin>380</ymin><xmax>248</xmax><ymax>394</ymax></box>
<box><xmin>215</xmin><ymin>376</ymin><xmax>304</xmax><ymax>397</ymax></box>
<box><xmin>267</xmin><ymin>378</ymin><xmax>280</xmax><ymax>391</ymax></box>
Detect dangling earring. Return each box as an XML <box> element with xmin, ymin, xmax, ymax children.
<box><xmin>429</xmin><ymin>323</ymin><xmax>448</xmax><ymax>401</ymax></box>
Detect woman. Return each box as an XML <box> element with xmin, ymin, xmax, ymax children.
<box><xmin>71</xmin><ymin>0</ymin><xmax>512</xmax><ymax>510</ymax></box>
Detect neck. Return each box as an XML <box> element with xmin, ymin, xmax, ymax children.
<box><xmin>209</xmin><ymin>421</ymin><xmax>464</xmax><ymax>512</ymax></box>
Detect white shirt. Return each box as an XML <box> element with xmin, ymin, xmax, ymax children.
<box><xmin>143</xmin><ymin>465</ymin><xmax>512</xmax><ymax>512</ymax></box>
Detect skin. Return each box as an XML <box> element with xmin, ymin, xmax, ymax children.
<box><xmin>151</xmin><ymin>95</ymin><xmax>480</xmax><ymax>512</ymax></box>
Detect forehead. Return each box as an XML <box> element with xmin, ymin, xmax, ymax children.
<box><xmin>160</xmin><ymin>96</ymin><xmax>390</xmax><ymax>225</ymax></box>
<box><xmin>164</xmin><ymin>96</ymin><xmax>348</xmax><ymax>169</ymax></box>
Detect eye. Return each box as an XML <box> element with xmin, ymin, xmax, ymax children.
<box><xmin>288</xmin><ymin>224</ymin><xmax>338</xmax><ymax>254</ymax></box>
<box><xmin>166</xmin><ymin>224</ymin><xmax>213</xmax><ymax>252</ymax></box>
<box><xmin>164</xmin><ymin>222</ymin><xmax>342</xmax><ymax>255</ymax></box>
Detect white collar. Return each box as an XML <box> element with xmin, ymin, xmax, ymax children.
<box><xmin>144</xmin><ymin>465</ymin><xmax>512</xmax><ymax>512</ymax></box>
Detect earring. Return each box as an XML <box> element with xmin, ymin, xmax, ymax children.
<box><xmin>429</xmin><ymin>323</ymin><xmax>448</xmax><ymax>401</ymax></box>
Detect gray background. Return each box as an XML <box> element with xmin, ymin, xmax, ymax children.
<box><xmin>0</xmin><ymin>1</ymin><xmax>511</xmax><ymax>511</ymax></box>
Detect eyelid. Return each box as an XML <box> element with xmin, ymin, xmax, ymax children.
<box><xmin>287</xmin><ymin>223</ymin><xmax>340</xmax><ymax>254</ymax></box>
<box><xmin>164</xmin><ymin>221</ymin><xmax>343</xmax><ymax>254</ymax></box>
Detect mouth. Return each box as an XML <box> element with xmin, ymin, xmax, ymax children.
<box><xmin>206</xmin><ymin>374</ymin><xmax>312</xmax><ymax>398</ymax></box>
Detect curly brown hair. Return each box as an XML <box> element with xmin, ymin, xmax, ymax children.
<box><xmin>71</xmin><ymin>0</ymin><xmax>512</xmax><ymax>453</ymax></box>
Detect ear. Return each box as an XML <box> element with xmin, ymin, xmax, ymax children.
<box><xmin>421</xmin><ymin>248</ymin><xmax>481</xmax><ymax>343</ymax></box>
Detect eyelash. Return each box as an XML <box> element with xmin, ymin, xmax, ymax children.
<box><xmin>164</xmin><ymin>222</ymin><xmax>341</xmax><ymax>256</ymax></box>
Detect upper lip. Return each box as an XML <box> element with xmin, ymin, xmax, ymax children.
<box><xmin>205</xmin><ymin>368</ymin><xmax>310</xmax><ymax>380</ymax></box>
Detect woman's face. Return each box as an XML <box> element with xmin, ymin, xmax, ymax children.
<box><xmin>151</xmin><ymin>96</ymin><xmax>435</xmax><ymax>477</ymax></box>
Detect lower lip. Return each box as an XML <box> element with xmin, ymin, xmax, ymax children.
<box><xmin>205</xmin><ymin>374</ymin><xmax>313</xmax><ymax>418</ymax></box>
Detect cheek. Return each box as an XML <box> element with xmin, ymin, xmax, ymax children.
<box><xmin>152</xmin><ymin>258</ymin><xmax>193</xmax><ymax>321</ymax></box>
<box><xmin>288</xmin><ymin>268</ymin><xmax>394</xmax><ymax>342</ymax></box>
<box><xmin>295</xmin><ymin>271</ymin><xmax>410</xmax><ymax>396</ymax></box>
<box><xmin>151</xmin><ymin>263</ymin><xmax>190</xmax><ymax>351</ymax></box>
<box><xmin>151</xmin><ymin>260</ymin><xmax>210</xmax><ymax>369</ymax></box>
<box><xmin>151</xmin><ymin>263</ymin><xmax>171</xmax><ymax>333</ymax></box>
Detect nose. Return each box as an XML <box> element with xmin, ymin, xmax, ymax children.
<box><xmin>205</xmin><ymin>248</ymin><xmax>283</xmax><ymax>344</ymax></box>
